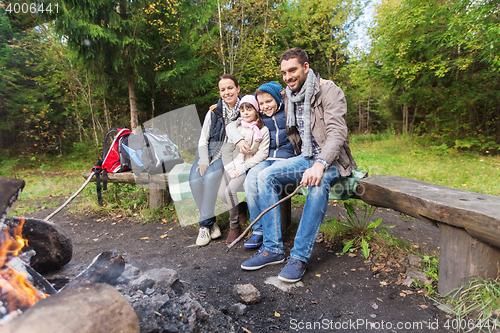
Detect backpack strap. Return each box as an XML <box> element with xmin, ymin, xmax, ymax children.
<box><xmin>92</xmin><ymin>159</ymin><xmax>104</xmax><ymax>206</ymax></box>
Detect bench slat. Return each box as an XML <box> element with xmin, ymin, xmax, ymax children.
<box><xmin>357</xmin><ymin>175</ymin><xmax>500</xmax><ymax>249</ymax></box>
<box><xmin>81</xmin><ymin>171</ymin><xmax>168</xmax><ymax>185</ymax></box>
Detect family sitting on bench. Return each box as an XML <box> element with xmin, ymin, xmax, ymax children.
<box><xmin>189</xmin><ymin>47</ymin><xmax>358</xmax><ymax>283</ymax></box>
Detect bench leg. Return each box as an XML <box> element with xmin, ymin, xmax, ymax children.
<box><xmin>437</xmin><ymin>222</ymin><xmax>500</xmax><ymax>295</ymax></box>
<box><xmin>149</xmin><ymin>183</ymin><xmax>172</xmax><ymax>209</ymax></box>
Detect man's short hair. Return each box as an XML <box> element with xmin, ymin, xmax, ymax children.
<box><xmin>280</xmin><ymin>47</ymin><xmax>309</xmax><ymax>66</ymax></box>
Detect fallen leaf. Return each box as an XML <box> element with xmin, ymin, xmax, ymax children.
<box><xmin>93</xmin><ymin>238</ymin><xmax>99</xmax><ymax>241</ymax></box>
<box><xmin>417</xmin><ymin>290</ymin><xmax>424</xmax><ymax>294</ymax></box>
<box><xmin>371</xmin><ymin>303</ymin><xmax>379</xmax><ymax>309</ymax></box>
<box><xmin>351</xmin><ymin>269</ymin><xmax>356</xmax><ymax>271</ymax></box>
<box><xmin>377</xmin><ymin>298</ymin><xmax>383</xmax><ymax>303</ymax></box>
<box><xmin>372</xmin><ymin>267</ymin><xmax>379</xmax><ymax>271</ymax></box>
<box><xmin>169</xmin><ymin>228</ymin><xmax>173</xmax><ymax>231</ymax></box>
<box><xmin>274</xmin><ymin>311</ymin><xmax>281</xmax><ymax>318</ymax></box>
<box><xmin>316</xmin><ymin>274</ymin><xmax>321</xmax><ymax>277</ymax></box>
<box><xmin>160</xmin><ymin>234</ymin><xmax>168</xmax><ymax>238</ymax></box>
<box><xmin>348</xmin><ymin>253</ymin><xmax>357</xmax><ymax>257</ymax></box>
<box><xmin>242</xmin><ymin>328</ymin><xmax>252</xmax><ymax>333</ymax></box>
<box><xmin>111</xmin><ymin>222</ymin><xmax>116</xmax><ymax>225</ymax></box>
<box><xmin>140</xmin><ymin>237</ymin><xmax>150</xmax><ymax>240</ymax></box>
<box><xmin>162</xmin><ymin>219</ymin><xmax>167</xmax><ymax>223</ymax></box>
<box><xmin>380</xmin><ymin>281</ymin><xmax>388</xmax><ymax>286</ymax></box>
<box><xmin>419</xmin><ymin>305</ymin><xmax>428</xmax><ymax>309</ymax></box>
<box><xmin>403</xmin><ymin>290</ymin><xmax>413</xmax><ymax>295</ymax></box>
<box><xmin>399</xmin><ymin>293</ymin><xmax>406</xmax><ymax>297</ymax></box>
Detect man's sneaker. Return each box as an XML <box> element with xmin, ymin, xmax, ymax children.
<box><xmin>241</xmin><ymin>247</ymin><xmax>285</xmax><ymax>270</ymax></box>
<box><xmin>278</xmin><ymin>257</ymin><xmax>306</xmax><ymax>283</ymax></box>
<box><xmin>210</xmin><ymin>223</ymin><xmax>221</xmax><ymax>239</ymax></box>
<box><xmin>196</xmin><ymin>227</ymin><xmax>211</xmax><ymax>246</ymax></box>
<box><xmin>244</xmin><ymin>234</ymin><xmax>263</xmax><ymax>249</ymax></box>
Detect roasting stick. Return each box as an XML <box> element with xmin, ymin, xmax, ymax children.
<box><xmin>227</xmin><ymin>184</ymin><xmax>304</xmax><ymax>252</ymax></box>
<box><xmin>44</xmin><ymin>172</ymin><xmax>95</xmax><ymax>222</ymax></box>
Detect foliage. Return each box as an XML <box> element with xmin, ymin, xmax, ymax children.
<box><xmin>358</xmin><ymin>0</ymin><xmax>500</xmax><ymax>148</ymax></box>
<box><xmin>421</xmin><ymin>254</ymin><xmax>439</xmax><ymax>295</ymax></box>
<box><xmin>339</xmin><ymin>202</ymin><xmax>393</xmax><ymax>259</ymax></box>
<box><xmin>447</xmin><ymin>278</ymin><xmax>500</xmax><ymax>333</ymax></box>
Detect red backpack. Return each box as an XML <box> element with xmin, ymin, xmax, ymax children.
<box><xmin>91</xmin><ymin>128</ymin><xmax>132</xmax><ymax>205</ymax></box>
<box><xmin>100</xmin><ymin>128</ymin><xmax>132</xmax><ymax>173</ymax></box>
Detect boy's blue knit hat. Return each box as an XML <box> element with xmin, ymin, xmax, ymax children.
<box><xmin>255</xmin><ymin>81</ymin><xmax>283</xmax><ymax>105</ymax></box>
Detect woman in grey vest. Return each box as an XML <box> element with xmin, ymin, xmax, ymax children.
<box><xmin>189</xmin><ymin>74</ymin><xmax>243</xmax><ymax>246</ymax></box>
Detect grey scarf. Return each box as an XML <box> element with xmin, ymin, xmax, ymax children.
<box><xmin>286</xmin><ymin>68</ymin><xmax>316</xmax><ymax>158</ymax></box>
<box><xmin>222</xmin><ymin>99</ymin><xmax>241</xmax><ymax>126</ymax></box>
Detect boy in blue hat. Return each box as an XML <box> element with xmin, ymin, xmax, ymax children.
<box><xmin>227</xmin><ymin>81</ymin><xmax>297</xmax><ymax>248</ymax></box>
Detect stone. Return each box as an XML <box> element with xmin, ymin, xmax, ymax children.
<box><xmin>0</xmin><ymin>283</ymin><xmax>140</xmax><ymax>333</ymax></box>
<box><xmin>264</xmin><ymin>276</ymin><xmax>305</xmax><ymax>292</ymax></box>
<box><xmin>129</xmin><ymin>275</ymin><xmax>156</xmax><ymax>292</ymax></box>
<box><xmin>229</xmin><ymin>303</ymin><xmax>247</xmax><ymax>316</ymax></box>
<box><xmin>143</xmin><ymin>268</ymin><xmax>179</xmax><ymax>294</ymax></box>
<box><xmin>406</xmin><ymin>267</ymin><xmax>432</xmax><ymax>285</ymax></box>
<box><xmin>117</xmin><ymin>264</ymin><xmax>141</xmax><ymax>284</ymax></box>
<box><xmin>233</xmin><ymin>283</ymin><xmax>261</xmax><ymax>305</ymax></box>
<box><xmin>408</xmin><ymin>254</ymin><xmax>422</xmax><ymax>267</ymax></box>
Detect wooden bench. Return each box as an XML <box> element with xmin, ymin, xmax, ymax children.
<box><xmin>355</xmin><ymin>175</ymin><xmax>500</xmax><ymax>295</ymax></box>
<box><xmin>82</xmin><ymin>171</ymin><xmax>172</xmax><ymax>208</ymax></box>
<box><xmin>81</xmin><ymin>170</ymin><xmax>292</xmax><ymax>229</ymax></box>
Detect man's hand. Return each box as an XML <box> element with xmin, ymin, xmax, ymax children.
<box><xmin>196</xmin><ymin>164</ymin><xmax>209</xmax><ymax>177</ymax></box>
<box><xmin>300</xmin><ymin>162</ymin><xmax>326</xmax><ymax>186</ymax></box>
<box><xmin>236</xmin><ymin>139</ymin><xmax>251</xmax><ymax>154</ymax></box>
<box><xmin>230</xmin><ymin>169</ymin><xmax>240</xmax><ymax>178</ymax></box>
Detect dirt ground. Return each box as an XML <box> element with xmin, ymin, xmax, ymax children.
<box><xmin>24</xmin><ymin>190</ymin><xmax>459</xmax><ymax>333</ymax></box>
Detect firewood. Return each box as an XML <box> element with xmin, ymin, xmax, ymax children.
<box><xmin>62</xmin><ymin>250</ymin><xmax>125</xmax><ymax>290</ymax></box>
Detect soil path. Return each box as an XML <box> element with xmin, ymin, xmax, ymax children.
<box><xmin>26</xmin><ymin>194</ymin><xmax>456</xmax><ymax>333</ymax></box>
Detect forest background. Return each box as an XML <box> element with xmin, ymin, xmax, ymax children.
<box><xmin>1</xmin><ymin>0</ymin><xmax>499</xmax><ymax>157</ymax></box>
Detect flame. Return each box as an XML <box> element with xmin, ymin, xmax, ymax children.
<box><xmin>0</xmin><ymin>219</ymin><xmax>48</xmax><ymax>315</ymax></box>
<box><xmin>0</xmin><ymin>219</ymin><xmax>28</xmax><ymax>267</ymax></box>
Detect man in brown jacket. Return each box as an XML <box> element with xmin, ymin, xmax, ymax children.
<box><xmin>241</xmin><ymin>47</ymin><xmax>357</xmax><ymax>283</ymax></box>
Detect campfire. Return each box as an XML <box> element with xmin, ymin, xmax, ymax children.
<box><xmin>0</xmin><ymin>176</ymin><xmax>235</xmax><ymax>332</ymax></box>
<box><xmin>0</xmin><ymin>219</ymin><xmax>48</xmax><ymax>324</ymax></box>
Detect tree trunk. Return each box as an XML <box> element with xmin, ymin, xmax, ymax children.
<box><xmin>358</xmin><ymin>98</ymin><xmax>362</xmax><ymax>133</ymax></box>
<box><xmin>217</xmin><ymin>0</ymin><xmax>226</xmax><ymax>73</ymax></box>
<box><xmin>127</xmin><ymin>66</ymin><xmax>139</xmax><ymax>131</ymax></box>
<box><xmin>367</xmin><ymin>88</ymin><xmax>371</xmax><ymax>133</ymax></box>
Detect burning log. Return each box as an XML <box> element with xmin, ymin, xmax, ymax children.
<box><xmin>62</xmin><ymin>250</ymin><xmax>125</xmax><ymax>290</ymax></box>
<box><xmin>6</xmin><ymin>218</ymin><xmax>72</xmax><ymax>273</ymax></box>
<box><xmin>0</xmin><ymin>283</ymin><xmax>140</xmax><ymax>333</ymax></box>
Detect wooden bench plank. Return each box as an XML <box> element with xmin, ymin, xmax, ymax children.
<box><xmin>357</xmin><ymin>175</ymin><xmax>500</xmax><ymax>249</ymax></box>
<box><xmin>81</xmin><ymin>171</ymin><xmax>169</xmax><ymax>185</ymax></box>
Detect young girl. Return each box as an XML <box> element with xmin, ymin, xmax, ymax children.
<box><xmin>218</xmin><ymin>95</ymin><xmax>270</xmax><ymax>245</ymax></box>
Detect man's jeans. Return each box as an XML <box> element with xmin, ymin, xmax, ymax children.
<box><xmin>258</xmin><ymin>156</ymin><xmax>340</xmax><ymax>263</ymax></box>
<box><xmin>189</xmin><ymin>158</ymin><xmax>224</xmax><ymax>228</ymax></box>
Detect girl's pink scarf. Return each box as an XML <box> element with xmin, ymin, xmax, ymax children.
<box><xmin>241</xmin><ymin>120</ymin><xmax>262</xmax><ymax>142</ymax></box>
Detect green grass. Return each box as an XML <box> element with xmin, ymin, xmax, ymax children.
<box><xmin>432</xmin><ymin>278</ymin><xmax>500</xmax><ymax>333</ymax></box>
<box><xmin>350</xmin><ymin>134</ymin><xmax>500</xmax><ymax>196</ymax></box>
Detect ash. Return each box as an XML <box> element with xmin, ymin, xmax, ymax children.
<box><xmin>115</xmin><ymin>265</ymin><xmax>235</xmax><ymax>333</ymax></box>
